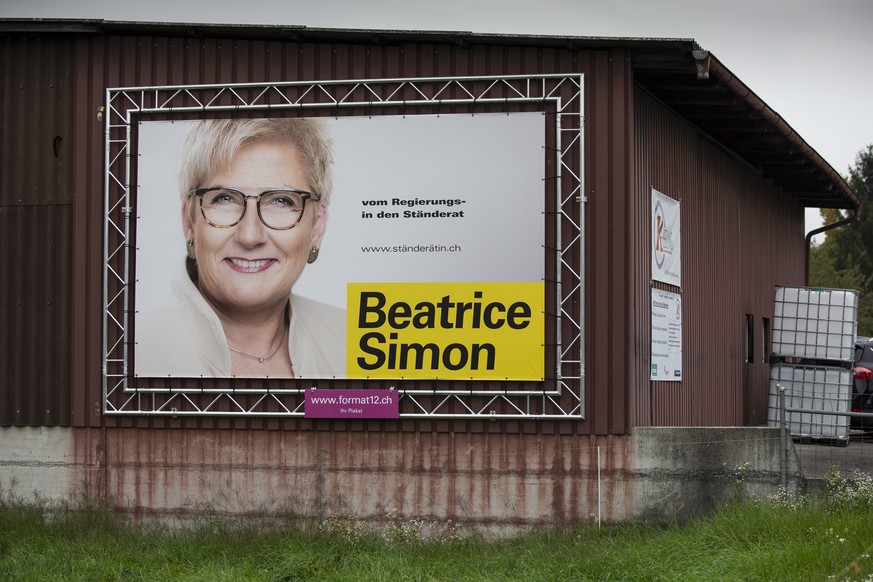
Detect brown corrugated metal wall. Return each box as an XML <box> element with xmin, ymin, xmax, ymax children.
<box><xmin>0</xmin><ymin>35</ymin><xmax>74</xmax><ymax>426</ymax></box>
<box><xmin>1</xmin><ymin>28</ymin><xmax>803</xmax><ymax>434</ymax></box>
<box><xmin>634</xmin><ymin>86</ymin><xmax>804</xmax><ymax>427</ymax></box>
<box><xmin>586</xmin><ymin>49</ymin><xmax>633</xmax><ymax>435</ymax></box>
<box><xmin>0</xmin><ymin>31</ymin><xmax>637</xmax><ymax>434</ymax></box>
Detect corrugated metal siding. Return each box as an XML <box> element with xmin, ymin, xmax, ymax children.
<box><xmin>634</xmin><ymin>86</ymin><xmax>804</xmax><ymax>427</ymax></box>
<box><xmin>2</xmin><ymin>29</ymin><xmax>807</xmax><ymax>432</ymax></box>
<box><xmin>586</xmin><ymin>50</ymin><xmax>633</xmax><ymax>435</ymax></box>
<box><xmin>0</xmin><ymin>36</ymin><xmax>73</xmax><ymax>206</ymax></box>
<box><xmin>0</xmin><ymin>35</ymin><xmax>74</xmax><ymax>426</ymax></box>
<box><xmin>0</xmin><ymin>207</ymin><xmax>73</xmax><ymax>426</ymax></box>
<box><xmin>59</xmin><ymin>33</ymin><xmax>634</xmax><ymax>434</ymax></box>
<box><xmin>632</xmin><ymin>86</ymin><xmax>697</xmax><ymax>426</ymax></box>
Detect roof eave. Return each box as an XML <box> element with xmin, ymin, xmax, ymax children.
<box><xmin>633</xmin><ymin>48</ymin><xmax>858</xmax><ymax>211</ymax></box>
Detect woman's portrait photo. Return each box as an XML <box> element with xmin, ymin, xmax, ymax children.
<box><xmin>133</xmin><ymin>112</ymin><xmax>546</xmax><ymax>381</ymax></box>
<box><xmin>135</xmin><ymin>118</ymin><xmax>345</xmax><ymax>378</ymax></box>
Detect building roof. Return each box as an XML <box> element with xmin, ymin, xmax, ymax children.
<box><xmin>632</xmin><ymin>47</ymin><xmax>858</xmax><ymax>211</ymax></box>
<box><xmin>1</xmin><ymin>18</ymin><xmax>858</xmax><ymax>211</ymax></box>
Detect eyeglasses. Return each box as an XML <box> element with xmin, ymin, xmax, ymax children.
<box><xmin>189</xmin><ymin>187</ymin><xmax>320</xmax><ymax>230</ymax></box>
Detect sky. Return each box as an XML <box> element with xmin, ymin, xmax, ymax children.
<box><xmin>3</xmin><ymin>0</ymin><xmax>872</xmax><ymax>233</ymax></box>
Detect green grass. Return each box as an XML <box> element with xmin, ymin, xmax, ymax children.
<box><xmin>2</xmin><ymin>477</ymin><xmax>873</xmax><ymax>581</ymax></box>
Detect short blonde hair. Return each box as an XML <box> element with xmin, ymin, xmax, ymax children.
<box><xmin>179</xmin><ymin>118</ymin><xmax>334</xmax><ymax>207</ymax></box>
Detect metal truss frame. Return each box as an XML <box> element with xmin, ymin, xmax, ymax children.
<box><xmin>103</xmin><ymin>73</ymin><xmax>585</xmax><ymax>418</ymax></box>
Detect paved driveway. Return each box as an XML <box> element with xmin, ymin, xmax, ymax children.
<box><xmin>794</xmin><ymin>433</ymin><xmax>873</xmax><ymax>481</ymax></box>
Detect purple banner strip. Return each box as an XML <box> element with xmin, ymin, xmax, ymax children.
<box><xmin>304</xmin><ymin>389</ymin><xmax>399</xmax><ymax>419</ymax></box>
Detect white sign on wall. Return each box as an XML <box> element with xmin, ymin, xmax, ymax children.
<box><xmin>652</xmin><ymin>188</ymin><xmax>681</xmax><ymax>286</ymax></box>
<box><xmin>651</xmin><ymin>288</ymin><xmax>682</xmax><ymax>381</ymax></box>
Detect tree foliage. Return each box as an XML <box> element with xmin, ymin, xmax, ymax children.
<box><xmin>809</xmin><ymin>144</ymin><xmax>873</xmax><ymax>336</ymax></box>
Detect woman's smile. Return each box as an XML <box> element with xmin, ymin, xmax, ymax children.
<box><xmin>225</xmin><ymin>257</ymin><xmax>276</xmax><ymax>273</ymax></box>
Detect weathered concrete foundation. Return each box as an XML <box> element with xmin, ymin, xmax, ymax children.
<box><xmin>0</xmin><ymin>426</ymin><xmax>802</xmax><ymax>531</ymax></box>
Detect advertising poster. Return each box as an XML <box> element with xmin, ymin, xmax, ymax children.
<box><xmin>651</xmin><ymin>288</ymin><xmax>682</xmax><ymax>381</ymax></box>
<box><xmin>651</xmin><ymin>188</ymin><xmax>681</xmax><ymax>286</ymax></box>
<box><xmin>133</xmin><ymin>113</ymin><xmax>545</xmax><ymax>381</ymax></box>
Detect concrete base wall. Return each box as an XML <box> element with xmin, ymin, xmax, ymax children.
<box><xmin>631</xmin><ymin>427</ymin><xmax>802</xmax><ymax>521</ymax></box>
<box><xmin>0</xmin><ymin>426</ymin><xmax>803</xmax><ymax>530</ymax></box>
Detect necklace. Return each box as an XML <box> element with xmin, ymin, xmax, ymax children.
<box><xmin>228</xmin><ymin>327</ymin><xmax>287</xmax><ymax>363</ymax></box>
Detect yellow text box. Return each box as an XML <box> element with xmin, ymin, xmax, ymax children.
<box><xmin>346</xmin><ymin>282</ymin><xmax>544</xmax><ymax>380</ymax></box>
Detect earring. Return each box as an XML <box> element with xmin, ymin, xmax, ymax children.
<box><xmin>186</xmin><ymin>239</ymin><xmax>196</xmax><ymax>260</ymax></box>
<box><xmin>307</xmin><ymin>245</ymin><xmax>320</xmax><ymax>264</ymax></box>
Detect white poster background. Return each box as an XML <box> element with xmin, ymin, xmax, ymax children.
<box><xmin>651</xmin><ymin>288</ymin><xmax>682</xmax><ymax>381</ymax></box>
<box><xmin>651</xmin><ymin>188</ymin><xmax>681</xmax><ymax>286</ymax></box>
<box><xmin>134</xmin><ymin>112</ymin><xmax>545</xmax><ymax>322</ymax></box>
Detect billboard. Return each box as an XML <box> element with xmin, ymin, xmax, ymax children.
<box><xmin>134</xmin><ymin>113</ymin><xmax>545</xmax><ymax>381</ymax></box>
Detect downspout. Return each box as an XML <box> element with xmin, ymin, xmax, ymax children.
<box><xmin>804</xmin><ymin>209</ymin><xmax>858</xmax><ymax>285</ymax></box>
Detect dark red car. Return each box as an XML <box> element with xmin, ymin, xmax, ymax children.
<box><xmin>853</xmin><ymin>337</ymin><xmax>873</xmax><ymax>431</ymax></box>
